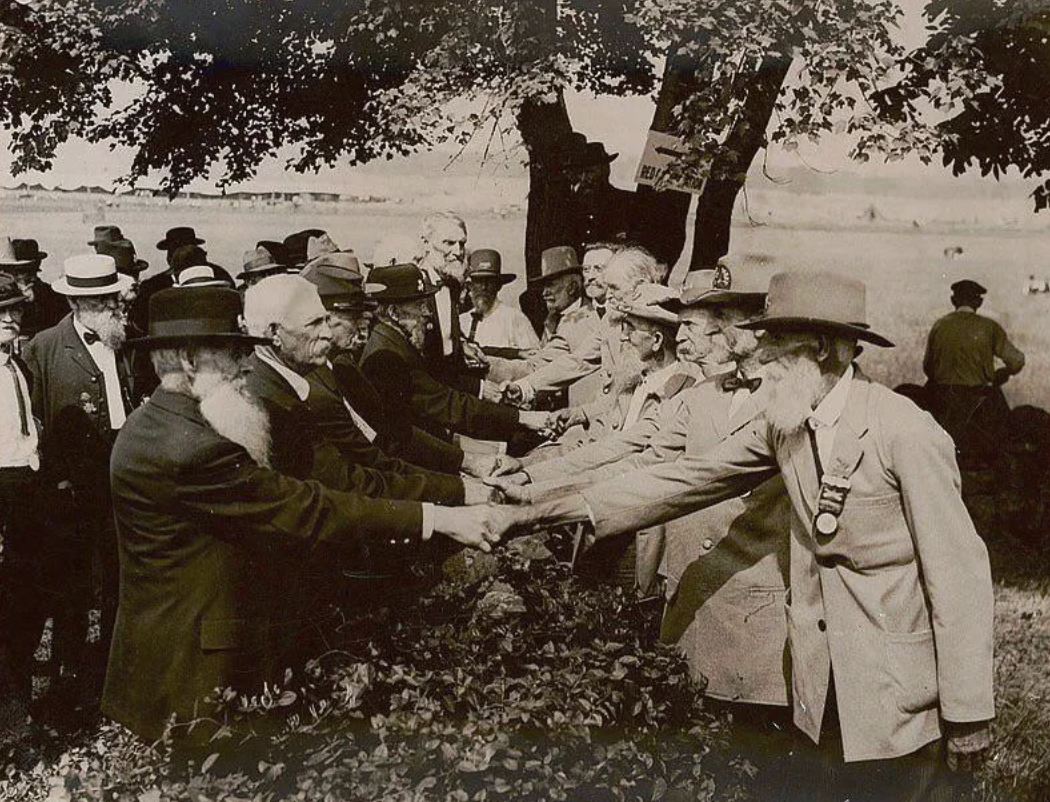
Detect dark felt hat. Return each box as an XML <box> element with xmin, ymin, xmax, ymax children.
<box><xmin>530</xmin><ymin>246</ymin><xmax>581</xmax><ymax>285</ymax></box>
<box><xmin>0</xmin><ymin>237</ymin><xmax>34</xmax><ymax>268</ymax></box>
<box><xmin>565</xmin><ymin>141</ymin><xmax>618</xmax><ymax>169</ymax></box>
<box><xmin>88</xmin><ymin>225</ymin><xmax>124</xmax><ymax>248</ymax></box>
<box><xmin>283</xmin><ymin>229</ymin><xmax>328</xmax><ymax>268</ymax></box>
<box><xmin>96</xmin><ymin>239</ymin><xmax>149</xmax><ymax>276</ymax></box>
<box><xmin>11</xmin><ymin>239</ymin><xmax>47</xmax><ymax>265</ymax></box>
<box><xmin>465</xmin><ymin>249</ymin><xmax>515</xmax><ymax>286</ymax></box>
<box><xmin>130</xmin><ymin>287</ymin><xmax>269</xmax><ymax>348</ymax></box>
<box><xmin>156</xmin><ymin>226</ymin><xmax>205</xmax><ymax>251</ymax></box>
<box><xmin>951</xmin><ymin>279</ymin><xmax>987</xmax><ymax>297</ymax></box>
<box><xmin>365</xmin><ymin>263</ymin><xmax>440</xmax><ymax>303</ymax></box>
<box><xmin>739</xmin><ymin>271</ymin><xmax>893</xmax><ymax>347</ymax></box>
<box><xmin>0</xmin><ymin>273</ymin><xmax>28</xmax><ymax>310</ymax></box>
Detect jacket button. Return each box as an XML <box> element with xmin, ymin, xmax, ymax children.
<box><xmin>701</xmin><ymin>538</ymin><xmax>714</xmax><ymax>550</ymax></box>
<box><xmin>817</xmin><ymin>619</ymin><xmax>827</xmax><ymax>632</ymax></box>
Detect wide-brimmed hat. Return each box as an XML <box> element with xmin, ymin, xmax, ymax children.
<box><xmin>302</xmin><ymin>254</ymin><xmax>375</xmax><ymax>312</ymax></box>
<box><xmin>465</xmin><ymin>249</ymin><xmax>515</xmax><ymax>286</ymax></box>
<box><xmin>565</xmin><ymin>141</ymin><xmax>618</xmax><ymax>169</ymax></box>
<box><xmin>11</xmin><ymin>239</ymin><xmax>48</xmax><ymax>266</ymax></box>
<box><xmin>531</xmin><ymin>246</ymin><xmax>581</xmax><ymax>285</ymax></box>
<box><xmin>283</xmin><ymin>229</ymin><xmax>328</xmax><ymax>268</ymax></box>
<box><xmin>129</xmin><ymin>287</ymin><xmax>270</xmax><ymax>348</ymax></box>
<box><xmin>739</xmin><ymin>271</ymin><xmax>893</xmax><ymax>347</ymax></box>
<box><xmin>0</xmin><ymin>274</ymin><xmax>28</xmax><ymax>310</ymax></box>
<box><xmin>88</xmin><ymin>225</ymin><xmax>124</xmax><ymax>248</ymax></box>
<box><xmin>174</xmin><ymin>264</ymin><xmax>236</xmax><ymax>289</ymax></box>
<box><xmin>0</xmin><ymin>237</ymin><xmax>34</xmax><ymax>268</ymax></box>
<box><xmin>156</xmin><ymin>226</ymin><xmax>205</xmax><ymax>251</ymax></box>
<box><xmin>241</xmin><ymin>245</ymin><xmax>286</xmax><ymax>279</ymax></box>
<box><xmin>365</xmin><ymin>263</ymin><xmax>440</xmax><ymax>303</ymax></box>
<box><xmin>52</xmin><ymin>254</ymin><xmax>134</xmax><ymax>297</ymax></box>
<box><xmin>306</xmin><ymin>233</ymin><xmax>342</xmax><ymax>264</ymax></box>
<box><xmin>662</xmin><ymin>263</ymin><xmax>765</xmax><ymax>314</ymax></box>
<box><xmin>617</xmin><ymin>283</ymin><xmax>680</xmax><ymax>328</ymax></box>
<box><xmin>96</xmin><ymin>239</ymin><xmax>149</xmax><ymax>276</ymax></box>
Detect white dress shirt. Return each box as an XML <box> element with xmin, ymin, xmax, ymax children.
<box><xmin>0</xmin><ymin>352</ymin><xmax>39</xmax><ymax>470</ymax></box>
<box><xmin>621</xmin><ymin>361</ymin><xmax>688</xmax><ymax>430</ymax></box>
<box><xmin>460</xmin><ymin>300</ymin><xmax>541</xmax><ymax>351</ymax></box>
<box><xmin>73</xmin><ymin>317</ymin><xmax>126</xmax><ymax>430</ymax></box>
<box><xmin>807</xmin><ymin>365</ymin><xmax>854</xmax><ymax>469</ymax></box>
<box><xmin>421</xmin><ymin>263</ymin><xmax>454</xmax><ymax>357</ymax></box>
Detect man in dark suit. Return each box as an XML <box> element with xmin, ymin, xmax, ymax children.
<box><xmin>300</xmin><ymin>254</ymin><xmax>496</xmax><ymax>477</ymax></box>
<box><xmin>22</xmin><ymin>254</ymin><xmax>141</xmax><ymax>710</ymax></box>
<box><xmin>130</xmin><ymin>226</ymin><xmax>206</xmax><ymax>331</ymax></box>
<box><xmin>0</xmin><ymin>237</ymin><xmax>66</xmax><ymax>346</ymax></box>
<box><xmin>359</xmin><ymin>263</ymin><xmax>551</xmax><ymax>444</ymax></box>
<box><xmin>241</xmin><ymin>273</ymin><xmax>490</xmax><ymax>505</ymax></box>
<box><xmin>104</xmin><ymin>286</ymin><xmax>499</xmax><ymax>745</ymax></box>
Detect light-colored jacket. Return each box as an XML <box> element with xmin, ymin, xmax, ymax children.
<box><xmin>580</xmin><ymin>376</ymin><xmax>995</xmax><ymax>762</ymax></box>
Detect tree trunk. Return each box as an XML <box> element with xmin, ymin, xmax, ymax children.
<box><xmin>689</xmin><ymin>55</ymin><xmax>791</xmax><ymax>270</ymax></box>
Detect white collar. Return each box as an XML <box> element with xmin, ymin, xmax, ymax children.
<box><xmin>705</xmin><ymin>362</ymin><xmax>736</xmax><ymax>380</ymax></box>
<box><xmin>256</xmin><ymin>346</ymin><xmax>310</xmax><ymax>402</ymax></box>
<box><xmin>809</xmin><ymin>365</ymin><xmax>854</xmax><ymax>430</ymax></box>
<box><xmin>955</xmin><ymin>306</ymin><xmax>977</xmax><ymax>314</ymax></box>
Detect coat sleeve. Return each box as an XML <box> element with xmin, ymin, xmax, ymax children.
<box><xmin>387</xmin><ymin>425</ymin><xmax>465</xmax><ymax>474</ymax></box>
<box><xmin>519</xmin><ymin>325</ymin><xmax>602</xmax><ymax>392</ymax></box>
<box><xmin>170</xmin><ymin>444</ymin><xmax>424</xmax><ymax>558</ymax></box>
<box><xmin>888</xmin><ymin>404</ymin><xmax>995</xmax><ymax>724</ymax></box>
<box><xmin>580</xmin><ymin>418</ymin><xmax>779</xmax><ymax>540</ymax></box>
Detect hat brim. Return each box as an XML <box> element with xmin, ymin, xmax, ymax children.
<box><xmin>567</xmin><ymin>152</ymin><xmax>619</xmax><ymax>169</ymax></box>
<box><xmin>51</xmin><ymin>273</ymin><xmax>134</xmax><ymax>297</ymax></box>
<box><xmin>369</xmin><ymin>287</ymin><xmax>440</xmax><ymax>303</ymax></box>
<box><xmin>326</xmin><ymin>297</ymin><xmax>378</xmax><ymax>312</ymax></box>
<box><xmin>739</xmin><ymin>316</ymin><xmax>894</xmax><ymax>348</ymax></box>
<box><xmin>0</xmin><ymin>258</ymin><xmax>36</xmax><ymax>268</ymax></box>
<box><xmin>530</xmin><ymin>266</ymin><xmax>582</xmax><ymax>285</ymax></box>
<box><xmin>467</xmin><ymin>273</ymin><xmax>516</xmax><ymax>286</ymax></box>
<box><xmin>119</xmin><ymin>259</ymin><xmax>150</xmax><ymax>276</ymax></box>
<box><xmin>157</xmin><ymin>237</ymin><xmax>206</xmax><ymax>250</ymax></box>
<box><xmin>661</xmin><ymin>290</ymin><xmax>767</xmax><ymax>313</ymax></box>
<box><xmin>0</xmin><ymin>295</ymin><xmax>27</xmax><ymax>310</ymax></box>
<box><xmin>128</xmin><ymin>332</ymin><xmax>271</xmax><ymax>349</ymax></box>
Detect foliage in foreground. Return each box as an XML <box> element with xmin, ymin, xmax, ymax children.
<box><xmin>1</xmin><ymin>532</ymin><xmax>752</xmax><ymax>802</ymax></box>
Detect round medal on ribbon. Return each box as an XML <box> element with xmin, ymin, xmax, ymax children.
<box><xmin>815</xmin><ymin>511</ymin><xmax>839</xmax><ymax>536</ymax></box>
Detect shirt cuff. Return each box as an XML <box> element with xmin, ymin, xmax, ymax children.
<box><xmin>421</xmin><ymin>503</ymin><xmax>435</xmax><ymax>541</ymax></box>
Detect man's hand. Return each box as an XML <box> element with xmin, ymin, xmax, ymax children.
<box><xmin>500</xmin><ymin>381</ymin><xmax>525</xmax><ymax>407</ymax></box>
<box><xmin>432</xmin><ymin>505</ymin><xmax>504</xmax><ymax>552</ymax></box>
<box><xmin>463</xmin><ymin>479</ymin><xmax>500</xmax><ymax>505</ymax></box>
<box><xmin>484</xmin><ymin>478</ymin><xmax>532</xmax><ymax>504</ymax></box>
<box><xmin>550</xmin><ymin>406</ymin><xmax>587</xmax><ymax>436</ymax></box>
<box><xmin>519</xmin><ymin>410</ymin><xmax>554</xmax><ymax>435</ymax></box>
<box><xmin>481</xmin><ymin>380</ymin><xmax>503</xmax><ymax>403</ymax></box>
<box><xmin>460</xmin><ymin>453</ymin><xmax>497</xmax><ymax>479</ymax></box>
<box><xmin>489</xmin><ymin>454</ymin><xmax>524</xmax><ymax>477</ymax></box>
<box><xmin>946</xmin><ymin>721</ymin><xmax>992</xmax><ymax>773</ymax></box>
<box><xmin>463</xmin><ymin>340</ymin><xmax>489</xmax><ymax>370</ymax></box>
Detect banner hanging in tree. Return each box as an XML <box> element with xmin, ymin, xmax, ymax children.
<box><xmin>635</xmin><ymin>130</ymin><xmax>708</xmax><ymax>195</ymax></box>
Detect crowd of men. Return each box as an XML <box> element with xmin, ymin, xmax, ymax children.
<box><xmin>0</xmin><ymin>210</ymin><xmax>1027</xmax><ymax>800</ymax></box>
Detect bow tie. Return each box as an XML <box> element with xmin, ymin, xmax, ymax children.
<box><xmin>82</xmin><ymin>330</ymin><xmax>100</xmax><ymax>345</ymax></box>
<box><xmin>723</xmin><ymin>374</ymin><xmax>762</xmax><ymax>393</ymax></box>
<box><xmin>595</xmin><ymin>304</ymin><xmax>606</xmax><ymax>320</ymax></box>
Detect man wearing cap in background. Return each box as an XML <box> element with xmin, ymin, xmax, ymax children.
<box><xmin>0</xmin><ymin>237</ymin><xmax>66</xmax><ymax>345</ymax></box>
<box><xmin>924</xmin><ymin>278</ymin><xmax>1025</xmax><ymax>468</ymax></box>
<box><xmin>301</xmin><ymin>253</ymin><xmax>491</xmax><ymax>477</ymax></box>
<box><xmin>460</xmin><ymin>249</ymin><xmax>539</xmax><ymax>356</ymax></box>
<box><xmin>0</xmin><ymin>275</ymin><xmax>42</xmax><ymax>748</ymax></box>
<box><xmin>95</xmin><ymin>239</ymin><xmax>149</xmax><ymax>310</ymax></box>
<box><xmin>104</xmin><ymin>285</ymin><xmax>501</xmax><ymax>748</ymax></box>
<box><xmin>359</xmin><ymin>263</ymin><xmax>551</xmax><ymax>446</ymax></box>
<box><xmin>22</xmin><ymin>253</ymin><xmax>141</xmax><ymax>714</ymax></box>
<box><xmin>563</xmin><ymin>141</ymin><xmax>636</xmax><ymax>257</ymax></box>
<box><xmin>242</xmin><ymin>274</ymin><xmax>486</xmax><ymax>506</ymax></box>
<box><xmin>87</xmin><ymin>225</ymin><xmax>125</xmax><ymax>254</ymax></box>
<box><xmin>494</xmin><ymin>271</ymin><xmax>995</xmax><ymax>800</ymax></box>
<box><xmin>129</xmin><ymin>226</ymin><xmax>207</xmax><ymax>333</ymax></box>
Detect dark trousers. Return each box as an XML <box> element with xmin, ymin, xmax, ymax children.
<box><xmin>782</xmin><ymin>679</ymin><xmax>957</xmax><ymax>802</ymax></box>
<box><xmin>926</xmin><ymin>383</ymin><xmax>1009</xmax><ymax>469</ymax></box>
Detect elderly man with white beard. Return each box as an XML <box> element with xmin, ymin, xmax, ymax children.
<box><xmin>22</xmin><ymin>254</ymin><xmax>145</xmax><ymax>714</ymax></box>
<box><xmin>487</xmin><ymin>271</ymin><xmax>995</xmax><ymax>801</ymax></box>
<box><xmin>104</xmin><ymin>286</ymin><xmax>502</xmax><ymax>748</ymax></box>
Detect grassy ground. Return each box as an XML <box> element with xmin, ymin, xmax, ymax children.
<box><xmin>2</xmin><ymin>196</ymin><xmax>1049</xmax><ymax>800</ymax></box>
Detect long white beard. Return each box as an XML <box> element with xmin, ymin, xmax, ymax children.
<box><xmin>610</xmin><ymin>347</ymin><xmax>645</xmax><ymax>397</ymax></box>
<box><xmin>764</xmin><ymin>355</ymin><xmax>824</xmax><ymax>436</ymax></box>
<box><xmin>78</xmin><ymin>308</ymin><xmax>127</xmax><ymax>350</ymax></box>
<box><xmin>195</xmin><ymin>373</ymin><xmax>272</xmax><ymax>468</ymax></box>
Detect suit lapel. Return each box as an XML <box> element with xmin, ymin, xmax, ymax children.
<box><xmin>60</xmin><ymin>316</ymin><xmax>102</xmax><ymax>381</ymax></box>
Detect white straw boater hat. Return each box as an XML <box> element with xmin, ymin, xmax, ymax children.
<box><xmin>52</xmin><ymin>254</ymin><xmax>134</xmax><ymax>297</ymax></box>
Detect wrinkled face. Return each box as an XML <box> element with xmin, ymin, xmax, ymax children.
<box><xmin>392</xmin><ymin>298</ymin><xmax>432</xmax><ymax>350</ymax></box>
<box><xmin>0</xmin><ymin>305</ymin><xmax>24</xmax><ymax>346</ymax></box>
<box><xmin>602</xmin><ymin>260</ymin><xmax>643</xmax><ymax>313</ymax></box>
<box><xmin>582</xmin><ymin>248</ymin><xmax>612</xmax><ymax>303</ymax></box>
<box><xmin>675</xmin><ymin>307</ymin><xmax>719</xmax><ymax>366</ymax></box>
<box><xmin>621</xmin><ymin>316</ymin><xmax>663</xmax><ymax>364</ymax></box>
<box><xmin>541</xmin><ymin>273</ymin><xmax>580</xmax><ymax>315</ymax></box>
<box><xmin>328</xmin><ymin>308</ymin><xmax>374</xmax><ymax>357</ymax></box>
<box><xmin>75</xmin><ymin>294</ymin><xmax>128</xmax><ymax>350</ymax></box>
<box><xmin>466</xmin><ymin>276</ymin><xmax>500</xmax><ymax>315</ymax></box>
<box><xmin>274</xmin><ymin>293</ymin><xmax>333</xmax><ymax>371</ymax></box>
<box><xmin>424</xmin><ymin>220</ymin><xmax>467</xmax><ymax>281</ymax></box>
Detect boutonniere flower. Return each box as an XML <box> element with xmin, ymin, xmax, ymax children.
<box><xmin>79</xmin><ymin>391</ymin><xmax>98</xmax><ymax>415</ymax></box>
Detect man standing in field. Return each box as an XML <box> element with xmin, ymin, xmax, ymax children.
<box><xmin>924</xmin><ymin>278</ymin><xmax>1025</xmax><ymax>467</ymax></box>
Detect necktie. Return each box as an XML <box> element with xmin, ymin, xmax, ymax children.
<box><xmin>82</xmin><ymin>329</ymin><xmax>100</xmax><ymax>345</ymax></box>
<box><xmin>807</xmin><ymin>422</ymin><xmax>824</xmax><ymax>481</ymax></box>
<box><xmin>723</xmin><ymin>374</ymin><xmax>762</xmax><ymax>393</ymax></box>
<box><xmin>446</xmin><ymin>279</ymin><xmax>463</xmax><ymax>356</ymax></box>
<box><xmin>595</xmin><ymin>304</ymin><xmax>606</xmax><ymax>320</ymax></box>
<box><xmin>543</xmin><ymin>311</ymin><xmax>561</xmax><ymax>341</ymax></box>
<box><xmin>6</xmin><ymin>361</ymin><xmax>30</xmax><ymax>437</ymax></box>
<box><xmin>468</xmin><ymin>311</ymin><xmax>482</xmax><ymax>341</ymax></box>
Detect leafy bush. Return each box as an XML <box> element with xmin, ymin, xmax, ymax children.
<box><xmin>2</xmin><ymin>532</ymin><xmax>752</xmax><ymax>802</ymax></box>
